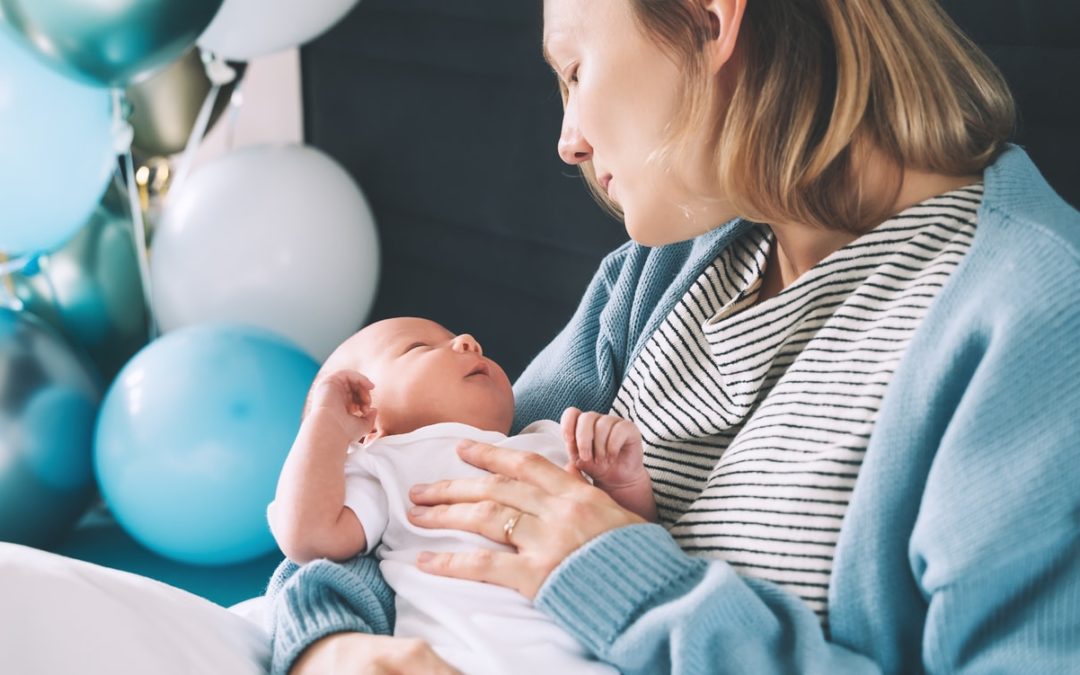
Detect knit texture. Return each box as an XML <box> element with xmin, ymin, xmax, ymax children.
<box><xmin>268</xmin><ymin>146</ymin><xmax>1080</xmax><ymax>673</ymax></box>
<box><xmin>265</xmin><ymin>556</ymin><xmax>395</xmax><ymax>675</ymax></box>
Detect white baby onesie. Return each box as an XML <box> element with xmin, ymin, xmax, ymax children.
<box><xmin>344</xmin><ymin>420</ymin><xmax>616</xmax><ymax>675</ymax></box>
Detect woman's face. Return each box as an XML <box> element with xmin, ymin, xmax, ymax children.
<box><xmin>543</xmin><ymin>0</ymin><xmax>734</xmax><ymax>246</ymax></box>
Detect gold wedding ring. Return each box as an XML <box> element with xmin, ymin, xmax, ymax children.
<box><xmin>503</xmin><ymin>513</ymin><xmax>522</xmax><ymax>544</ymax></box>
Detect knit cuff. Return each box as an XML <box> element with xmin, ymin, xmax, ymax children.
<box><xmin>266</xmin><ymin>556</ymin><xmax>395</xmax><ymax>675</ymax></box>
<box><xmin>534</xmin><ymin>524</ymin><xmax>705</xmax><ymax>655</ymax></box>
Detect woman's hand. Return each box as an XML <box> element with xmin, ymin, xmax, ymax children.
<box><xmin>291</xmin><ymin>632</ymin><xmax>461</xmax><ymax>675</ymax></box>
<box><xmin>406</xmin><ymin>439</ymin><xmax>647</xmax><ymax>600</ymax></box>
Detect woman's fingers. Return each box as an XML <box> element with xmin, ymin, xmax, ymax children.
<box><xmin>291</xmin><ymin>633</ymin><xmax>461</xmax><ymax>675</ymax></box>
<box><xmin>416</xmin><ymin>548</ymin><xmax>537</xmax><ymax>598</ymax></box>
<box><xmin>453</xmin><ymin>441</ymin><xmax>585</xmax><ymax>496</ymax></box>
<box><xmin>409</xmin><ymin>469</ymin><xmax>550</xmax><ymax>514</ymax></box>
<box><xmin>408</xmin><ymin>502</ymin><xmax>532</xmax><ymax>547</ymax></box>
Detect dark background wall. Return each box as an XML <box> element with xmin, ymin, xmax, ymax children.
<box><xmin>300</xmin><ymin>0</ymin><xmax>1079</xmax><ymax>380</ymax></box>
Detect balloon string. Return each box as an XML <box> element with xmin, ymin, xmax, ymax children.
<box><xmin>121</xmin><ymin>150</ymin><xmax>158</xmax><ymax>340</ymax></box>
<box><xmin>170</xmin><ymin>81</ymin><xmax>223</xmax><ymax>199</ymax></box>
<box><xmin>0</xmin><ymin>252</ymin><xmax>24</xmax><ymax>310</ymax></box>
<box><xmin>170</xmin><ymin>51</ymin><xmax>235</xmax><ymax>197</ymax></box>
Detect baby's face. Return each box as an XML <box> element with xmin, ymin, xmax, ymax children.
<box><xmin>322</xmin><ymin>317</ymin><xmax>515</xmax><ymax>437</ymax></box>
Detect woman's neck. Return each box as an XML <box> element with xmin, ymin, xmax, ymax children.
<box><xmin>760</xmin><ymin>164</ymin><xmax>980</xmax><ymax>301</ymax></box>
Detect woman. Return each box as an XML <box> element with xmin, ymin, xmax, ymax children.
<box><xmin>271</xmin><ymin>0</ymin><xmax>1080</xmax><ymax>673</ymax></box>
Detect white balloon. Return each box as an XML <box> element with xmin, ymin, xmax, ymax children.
<box><xmin>198</xmin><ymin>0</ymin><xmax>361</xmax><ymax>61</ymax></box>
<box><xmin>151</xmin><ymin>144</ymin><xmax>380</xmax><ymax>361</ymax></box>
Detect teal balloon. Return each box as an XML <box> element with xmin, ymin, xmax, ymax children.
<box><xmin>94</xmin><ymin>324</ymin><xmax>318</xmax><ymax>566</ymax></box>
<box><xmin>0</xmin><ymin>309</ymin><xmax>102</xmax><ymax>549</ymax></box>
<box><xmin>0</xmin><ymin>0</ymin><xmax>225</xmax><ymax>87</ymax></box>
<box><xmin>13</xmin><ymin>179</ymin><xmax>149</xmax><ymax>383</ymax></box>
<box><xmin>0</xmin><ymin>26</ymin><xmax>115</xmax><ymax>256</ymax></box>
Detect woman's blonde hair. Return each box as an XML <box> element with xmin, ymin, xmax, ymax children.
<box><xmin>581</xmin><ymin>0</ymin><xmax>1015</xmax><ymax>232</ymax></box>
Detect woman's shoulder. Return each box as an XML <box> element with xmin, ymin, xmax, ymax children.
<box><xmin>977</xmin><ymin>146</ymin><xmax>1080</xmax><ymax>274</ymax></box>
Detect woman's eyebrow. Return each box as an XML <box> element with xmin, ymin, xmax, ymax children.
<box><xmin>542</xmin><ymin>33</ymin><xmax>570</xmax><ymax>73</ymax></box>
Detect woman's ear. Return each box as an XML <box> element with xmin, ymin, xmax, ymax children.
<box><xmin>702</xmin><ymin>0</ymin><xmax>747</xmax><ymax>74</ymax></box>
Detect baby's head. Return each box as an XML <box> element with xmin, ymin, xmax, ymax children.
<box><xmin>309</xmin><ymin>317</ymin><xmax>515</xmax><ymax>439</ymax></box>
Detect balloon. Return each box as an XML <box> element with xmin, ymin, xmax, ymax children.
<box><xmin>12</xmin><ymin>179</ymin><xmax>149</xmax><ymax>383</ymax></box>
<box><xmin>198</xmin><ymin>0</ymin><xmax>360</xmax><ymax>61</ymax></box>
<box><xmin>151</xmin><ymin>144</ymin><xmax>380</xmax><ymax>361</ymax></box>
<box><xmin>127</xmin><ymin>48</ymin><xmax>247</xmax><ymax>157</ymax></box>
<box><xmin>0</xmin><ymin>309</ymin><xmax>102</xmax><ymax>549</ymax></box>
<box><xmin>0</xmin><ymin>0</ymin><xmax>224</xmax><ymax>87</ymax></box>
<box><xmin>94</xmin><ymin>323</ymin><xmax>318</xmax><ymax>566</ymax></box>
<box><xmin>0</xmin><ymin>27</ymin><xmax>115</xmax><ymax>257</ymax></box>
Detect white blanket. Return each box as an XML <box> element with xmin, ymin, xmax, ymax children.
<box><xmin>0</xmin><ymin>544</ymin><xmax>270</xmax><ymax>675</ymax></box>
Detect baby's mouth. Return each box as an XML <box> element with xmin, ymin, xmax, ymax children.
<box><xmin>465</xmin><ymin>362</ymin><xmax>490</xmax><ymax>378</ymax></box>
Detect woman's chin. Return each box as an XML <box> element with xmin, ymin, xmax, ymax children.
<box><xmin>624</xmin><ymin>214</ymin><xmax>700</xmax><ymax>248</ymax></box>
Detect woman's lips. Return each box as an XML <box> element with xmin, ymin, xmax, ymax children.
<box><xmin>599</xmin><ymin>174</ymin><xmax>613</xmax><ymax>193</ymax></box>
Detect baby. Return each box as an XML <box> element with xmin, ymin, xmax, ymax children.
<box><xmin>268</xmin><ymin>317</ymin><xmax>656</xmax><ymax>675</ymax></box>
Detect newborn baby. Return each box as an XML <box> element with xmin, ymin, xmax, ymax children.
<box><xmin>268</xmin><ymin>317</ymin><xmax>655</xmax><ymax>675</ymax></box>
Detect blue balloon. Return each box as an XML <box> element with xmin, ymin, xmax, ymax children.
<box><xmin>94</xmin><ymin>324</ymin><xmax>319</xmax><ymax>566</ymax></box>
<box><xmin>0</xmin><ymin>309</ymin><xmax>101</xmax><ymax>549</ymax></box>
<box><xmin>0</xmin><ymin>25</ymin><xmax>115</xmax><ymax>256</ymax></box>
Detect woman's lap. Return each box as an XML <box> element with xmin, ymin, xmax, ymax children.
<box><xmin>0</xmin><ymin>543</ymin><xmax>269</xmax><ymax>675</ymax></box>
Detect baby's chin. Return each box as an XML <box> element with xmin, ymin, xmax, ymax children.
<box><xmin>452</xmin><ymin>407</ymin><xmax>514</xmax><ymax>436</ymax></box>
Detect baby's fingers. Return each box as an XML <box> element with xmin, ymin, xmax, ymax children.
<box><xmin>607</xmin><ymin>419</ymin><xmax>630</xmax><ymax>458</ymax></box>
<box><xmin>560</xmin><ymin>407</ymin><xmax>582</xmax><ymax>462</ymax></box>
<box><xmin>592</xmin><ymin>415</ymin><xmax>618</xmax><ymax>465</ymax></box>
<box><xmin>575</xmin><ymin>412</ymin><xmax>600</xmax><ymax>462</ymax></box>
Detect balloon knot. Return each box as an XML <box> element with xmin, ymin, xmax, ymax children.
<box><xmin>201</xmin><ymin>51</ymin><xmax>237</xmax><ymax>86</ymax></box>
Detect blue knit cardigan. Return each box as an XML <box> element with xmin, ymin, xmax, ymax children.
<box><xmin>266</xmin><ymin>147</ymin><xmax>1080</xmax><ymax>674</ymax></box>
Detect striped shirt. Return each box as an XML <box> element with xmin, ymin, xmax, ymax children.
<box><xmin>611</xmin><ymin>184</ymin><xmax>983</xmax><ymax>622</ymax></box>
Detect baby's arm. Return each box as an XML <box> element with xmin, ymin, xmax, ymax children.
<box><xmin>269</xmin><ymin>370</ymin><xmax>375</xmax><ymax>564</ymax></box>
<box><xmin>561</xmin><ymin>408</ymin><xmax>658</xmax><ymax>522</ymax></box>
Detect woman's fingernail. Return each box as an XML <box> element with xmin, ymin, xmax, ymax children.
<box><xmin>417</xmin><ymin>552</ymin><xmax>434</xmax><ymax>564</ymax></box>
<box><xmin>410</xmin><ymin>483</ymin><xmax>429</xmax><ymax>496</ymax></box>
<box><xmin>409</xmin><ymin>506</ymin><xmax>429</xmax><ymax>517</ymax></box>
<box><xmin>457</xmin><ymin>440</ymin><xmax>474</xmax><ymax>451</ymax></box>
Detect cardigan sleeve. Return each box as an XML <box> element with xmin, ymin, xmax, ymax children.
<box><xmin>905</xmin><ymin>237</ymin><xmax>1080</xmax><ymax>673</ymax></box>
<box><xmin>535</xmin><ymin>525</ymin><xmax>879</xmax><ymax>674</ymax></box>
<box><xmin>265</xmin><ymin>555</ymin><xmax>396</xmax><ymax>675</ymax></box>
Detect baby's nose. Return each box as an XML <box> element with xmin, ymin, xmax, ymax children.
<box><xmin>452</xmin><ymin>334</ymin><xmax>482</xmax><ymax>355</ymax></box>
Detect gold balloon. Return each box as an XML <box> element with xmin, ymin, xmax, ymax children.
<box><xmin>125</xmin><ymin>48</ymin><xmax>246</xmax><ymax>157</ymax></box>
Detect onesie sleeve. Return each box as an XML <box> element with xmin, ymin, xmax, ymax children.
<box><xmin>342</xmin><ymin>449</ymin><xmax>389</xmax><ymax>554</ymax></box>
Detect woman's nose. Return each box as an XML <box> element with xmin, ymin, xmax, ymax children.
<box><xmin>557</xmin><ymin>101</ymin><xmax>592</xmax><ymax>165</ymax></box>
<box><xmin>451</xmin><ymin>334</ymin><xmax>482</xmax><ymax>355</ymax></box>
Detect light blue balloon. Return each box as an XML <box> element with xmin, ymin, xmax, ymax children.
<box><xmin>94</xmin><ymin>324</ymin><xmax>319</xmax><ymax>566</ymax></box>
<box><xmin>0</xmin><ymin>25</ymin><xmax>115</xmax><ymax>256</ymax></box>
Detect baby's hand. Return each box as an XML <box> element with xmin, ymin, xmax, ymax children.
<box><xmin>560</xmin><ymin>408</ymin><xmax>647</xmax><ymax>489</ymax></box>
<box><xmin>307</xmin><ymin>369</ymin><xmax>377</xmax><ymax>443</ymax></box>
